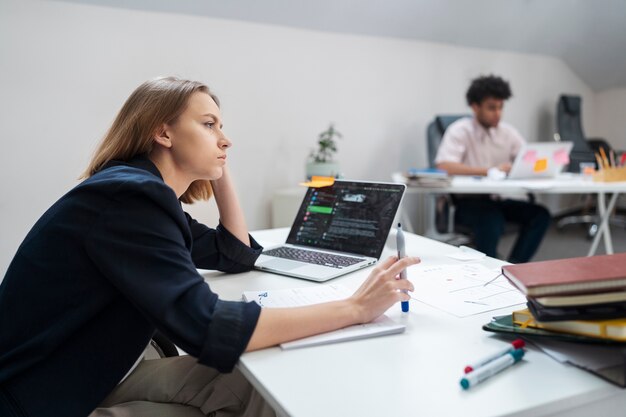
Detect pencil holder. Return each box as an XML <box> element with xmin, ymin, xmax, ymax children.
<box><xmin>592</xmin><ymin>166</ymin><xmax>626</xmax><ymax>182</ymax></box>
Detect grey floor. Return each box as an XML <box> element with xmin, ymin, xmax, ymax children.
<box><xmin>499</xmin><ymin>220</ymin><xmax>626</xmax><ymax>262</ymax></box>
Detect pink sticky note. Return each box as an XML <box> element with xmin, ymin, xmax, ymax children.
<box><xmin>522</xmin><ymin>150</ymin><xmax>537</xmax><ymax>163</ymax></box>
<box><xmin>553</xmin><ymin>149</ymin><xmax>570</xmax><ymax>165</ymax></box>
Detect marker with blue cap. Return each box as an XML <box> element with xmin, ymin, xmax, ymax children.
<box><xmin>460</xmin><ymin>349</ymin><xmax>525</xmax><ymax>390</ymax></box>
<box><xmin>396</xmin><ymin>223</ymin><xmax>409</xmax><ymax>313</ymax></box>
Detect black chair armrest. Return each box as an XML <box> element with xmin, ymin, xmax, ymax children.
<box><xmin>150</xmin><ymin>331</ymin><xmax>179</xmax><ymax>358</ymax></box>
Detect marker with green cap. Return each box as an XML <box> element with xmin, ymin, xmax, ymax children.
<box><xmin>460</xmin><ymin>349</ymin><xmax>525</xmax><ymax>390</ymax></box>
<box><xmin>464</xmin><ymin>339</ymin><xmax>525</xmax><ymax>373</ymax></box>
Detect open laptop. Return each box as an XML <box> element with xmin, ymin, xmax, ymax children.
<box><xmin>508</xmin><ymin>141</ymin><xmax>574</xmax><ymax>179</ymax></box>
<box><xmin>255</xmin><ymin>180</ymin><xmax>406</xmax><ymax>281</ymax></box>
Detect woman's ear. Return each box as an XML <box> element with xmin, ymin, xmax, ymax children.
<box><xmin>153</xmin><ymin>124</ymin><xmax>173</xmax><ymax>148</ymax></box>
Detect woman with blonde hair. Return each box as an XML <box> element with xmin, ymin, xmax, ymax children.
<box><xmin>0</xmin><ymin>76</ymin><xmax>417</xmax><ymax>417</ymax></box>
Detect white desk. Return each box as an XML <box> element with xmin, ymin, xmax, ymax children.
<box><xmin>393</xmin><ymin>173</ymin><xmax>626</xmax><ymax>256</ymax></box>
<box><xmin>200</xmin><ymin>228</ymin><xmax>626</xmax><ymax>417</ymax></box>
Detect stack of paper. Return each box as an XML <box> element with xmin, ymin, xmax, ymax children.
<box><xmin>243</xmin><ymin>284</ymin><xmax>405</xmax><ymax>349</ymax></box>
<box><xmin>406</xmin><ymin>168</ymin><xmax>451</xmax><ymax>187</ymax></box>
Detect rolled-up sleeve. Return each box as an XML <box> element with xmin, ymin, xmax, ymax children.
<box><xmin>201</xmin><ymin>299</ymin><xmax>261</xmax><ymax>370</ymax></box>
<box><xmin>84</xmin><ymin>184</ymin><xmax>261</xmax><ymax>372</ymax></box>
<box><xmin>185</xmin><ymin>213</ymin><xmax>263</xmax><ymax>272</ymax></box>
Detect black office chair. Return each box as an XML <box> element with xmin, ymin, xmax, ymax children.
<box><xmin>426</xmin><ymin>115</ymin><xmax>472</xmax><ymax>243</ymax></box>
<box><xmin>555</xmin><ymin>95</ymin><xmax>626</xmax><ymax>236</ymax></box>
<box><xmin>426</xmin><ymin>114</ymin><xmax>535</xmax><ymax>249</ymax></box>
<box><xmin>557</xmin><ymin>95</ymin><xmax>597</xmax><ymax>173</ymax></box>
<box><xmin>145</xmin><ymin>331</ymin><xmax>180</xmax><ymax>359</ymax></box>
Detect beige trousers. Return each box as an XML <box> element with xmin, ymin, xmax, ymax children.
<box><xmin>89</xmin><ymin>356</ymin><xmax>275</xmax><ymax>417</ymax></box>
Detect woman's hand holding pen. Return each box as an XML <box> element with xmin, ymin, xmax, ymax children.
<box><xmin>349</xmin><ymin>256</ymin><xmax>420</xmax><ymax>324</ymax></box>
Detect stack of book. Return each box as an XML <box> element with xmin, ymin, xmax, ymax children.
<box><xmin>502</xmin><ymin>253</ymin><xmax>626</xmax><ymax>341</ymax></box>
<box><xmin>406</xmin><ymin>168</ymin><xmax>451</xmax><ymax>187</ymax></box>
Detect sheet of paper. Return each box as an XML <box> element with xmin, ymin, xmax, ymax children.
<box><xmin>410</xmin><ymin>263</ymin><xmax>526</xmax><ymax>317</ymax></box>
<box><xmin>243</xmin><ymin>284</ymin><xmax>405</xmax><ymax>349</ymax></box>
<box><xmin>446</xmin><ymin>246</ymin><xmax>486</xmax><ymax>261</ymax></box>
<box><xmin>281</xmin><ymin>315</ymin><xmax>405</xmax><ymax>350</ymax></box>
<box><xmin>243</xmin><ymin>284</ymin><xmax>350</xmax><ymax>307</ymax></box>
<box><xmin>526</xmin><ymin>338</ymin><xmax>624</xmax><ymax>371</ymax></box>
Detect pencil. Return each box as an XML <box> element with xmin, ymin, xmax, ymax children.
<box><xmin>599</xmin><ymin>147</ymin><xmax>610</xmax><ymax>168</ymax></box>
<box><xmin>610</xmin><ymin>150</ymin><xmax>616</xmax><ymax>167</ymax></box>
<box><xmin>595</xmin><ymin>153</ymin><xmax>604</xmax><ymax>170</ymax></box>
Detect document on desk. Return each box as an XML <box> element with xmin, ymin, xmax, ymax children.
<box><xmin>524</xmin><ymin>338</ymin><xmax>626</xmax><ymax>387</ymax></box>
<box><xmin>410</xmin><ymin>263</ymin><xmax>526</xmax><ymax>317</ymax></box>
<box><xmin>243</xmin><ymin>284</ymin><xmax>405</xmax><ymax>350</ymax></box>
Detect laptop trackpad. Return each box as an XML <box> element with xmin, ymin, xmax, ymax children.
<box><xmin>260</xmin><ymin>258</ymin><xmax>304</xmax><ymax>272</ymax></box>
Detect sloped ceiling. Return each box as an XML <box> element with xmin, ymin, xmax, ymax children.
<box><xmin>58</xmin><ymin>0</ymin><xmax>626</xmax><ymax>91</ymax></box>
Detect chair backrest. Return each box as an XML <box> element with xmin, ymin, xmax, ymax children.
<box><xmin>557</xmin><ymin>95</ymin><xmax>593</xmax><ymax>153</ymax></box>
<box><xmin>556</xmin><ymin>95</ymin><xmax>596</xmax><ymax>172</ymax></box>
<box><xmin>425</xmin><ymin>114</ymin><xmax>471</xmax><ymax>237</ymax></box>
<box><xmin>426</xmin><ymin>115</ymin><xmax>470</xmax><ymax>168</ymax></box>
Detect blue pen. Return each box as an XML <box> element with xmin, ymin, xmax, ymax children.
<box><xmin>396</xmin><ymin>223</ymin><xmax>409</xmax><ymax>313</ymax></box>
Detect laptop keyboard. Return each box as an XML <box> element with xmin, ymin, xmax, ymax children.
<box><xmin>263</xmin><ymin>247</ymin><xmax>366</xmax><ymax>269</ymax></box>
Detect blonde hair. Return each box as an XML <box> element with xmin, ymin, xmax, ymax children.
<box><xmin>82</xmin><ymin>76</ymin><xmax>220</xmax><ymax>204</ymax></box>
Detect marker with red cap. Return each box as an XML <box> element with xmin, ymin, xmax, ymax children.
<box><xmin>464</xmin><ymin>339</ymin><xmax>525</xmax><ymax>374</ymax></box>
<box><xmin>460</xmin><ymin>349</ymin><xmax>525</xmax><ymax>390</ymax></box>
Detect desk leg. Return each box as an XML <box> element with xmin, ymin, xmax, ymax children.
<box><xmin>588</xmin><ymin>192</ymin><xmax>619</xmax><ymax>256</ymax></box>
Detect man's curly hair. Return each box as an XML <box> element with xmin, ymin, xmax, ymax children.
<box><xmin>466</xmin><ymin>75</ymin><xmax>512</xmax><ymax>105</ymax></box>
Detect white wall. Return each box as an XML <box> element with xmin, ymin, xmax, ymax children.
<box><xmin>592</xmin><ymin>88</ymin><xmax>626</xmax><ymax>150</ymax></box>
<box><xmin>0</xmin><ymin>0</ymin><xmax>594</xmax><ymax>276</ymax></box>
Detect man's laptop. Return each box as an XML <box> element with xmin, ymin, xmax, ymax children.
<box><xmin>255</xmin><ymin>180</ymin><xmax>406</xmax><ymax>282</ymax></box>
<box><xmin>508</xmin><ymin>142</ymin><xmax>574</xmax><ymax>179</ymax></box>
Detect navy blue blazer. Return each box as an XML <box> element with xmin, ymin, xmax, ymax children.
<box><xmin>0</xmin><ymin>156</ymin><xmax>263</xmax><ymax>417</ymax></box>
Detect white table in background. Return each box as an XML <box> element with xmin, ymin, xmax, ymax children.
<box><xmin>199</xmin><ymin>228</ymin><xmax>626</xmax><ymax>417</ymax></box>
<box><xmin>393</xmin><ymin>173</ymin><xmax>626</xmax><ymax>256</ymax></box>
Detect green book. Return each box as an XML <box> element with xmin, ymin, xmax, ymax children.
<box><xmin>483</xmin><ymin>314</ymin><xmax>626</xmax><ymax>346</ymax></box>
<box><xmin>483</xmin><ymin>314</ymin><xmax>626</xmax><ymax>387</ymax></box>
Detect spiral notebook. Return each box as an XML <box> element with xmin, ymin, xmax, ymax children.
<box><xmin>242</xmin><ymin>284</ymin><xmax>405</xmax><ymax>350</ymax></box>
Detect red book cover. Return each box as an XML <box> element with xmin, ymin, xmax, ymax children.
<box><xmin>502</xmin><ymin>253</ymin><xmax>626</xmax><ymax>297</ymax></box>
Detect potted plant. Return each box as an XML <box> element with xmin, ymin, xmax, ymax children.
<box><xmin>305</xmin><ymin>123</ymin><xmax>342</xmax><ymax>179</ymax></box>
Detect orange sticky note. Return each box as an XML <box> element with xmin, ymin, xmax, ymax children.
<box><xmin>299</xmin><ymin>176</ymin><xmax>335</xmax><ymax>188</ymax></box>
<box><xmin>533</xmin><ymin>158</ymin><xmax>548</xmax><ymax>172</ymax></box>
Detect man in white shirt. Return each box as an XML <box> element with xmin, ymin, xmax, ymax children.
<box><xmin>435</xmin><ymin>75</ymin><xmax>550</xmax><ymax>263</ymax></box>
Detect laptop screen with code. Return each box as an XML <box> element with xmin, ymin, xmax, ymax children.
<box><xmin>286</xmin><ymin>180</ymin><xmax>405</xmax><ymax>258</ymax></box>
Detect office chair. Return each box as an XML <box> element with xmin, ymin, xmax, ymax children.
<box><xmin>144</xmin><ymin>331</ymin><xmax>180</xmax><ymax>360</ymax></box>
<box><xmin>425</xmin><ymin>115</ymin><xmax>471</xmax><ymax>244</ymax></box>
<box><xmin>557</xmin><ymin>95</ymin><xmax>597</xmax><ymax>173</ymax></box>
<box><xmin>426</xmin><ymin>115</ymin><xmax>534</xmax><ymax>248</ymax></box>
<box><xmin>555</xmin><ymin>95</ymin><xmax>626</xmax><ymax>237</ymax></box>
